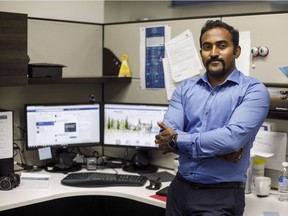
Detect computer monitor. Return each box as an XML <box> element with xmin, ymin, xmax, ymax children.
<box><xmin>103</xmin><ymin>103</ymin><xmax>168</xmax><ymax>173</ymax></box>
<box><xmin>25</xmin><ymin>103</ymin><xmax>101</xmax><ymax>172</ymax></box>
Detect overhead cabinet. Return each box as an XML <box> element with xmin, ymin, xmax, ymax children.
<box><xmin>0</xmin><ymin>11</ymin><xmax>28</xmax><ymax>86</ymax></box>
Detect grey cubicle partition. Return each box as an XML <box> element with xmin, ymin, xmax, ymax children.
<box><xmin>103</xmin><ymin>13</ymin><xmax>287</xmax><ymax>104</ymax></box>
<box><xmin>104</xmin><ymin>13</ymin><xmax>287</xmax><ymax>101</ymax></box>
<box><xmin>103</xmin><ymin>17</ymin><xmax>217</xmax><ymax>104</ymax></box>
<box><xmin>28</xmin><ymin>19</ymin><xmax>103</xmax><ymax>78</ymax></box>
<box><xmin>103</xmin><ymin>13</ymin><xmax>288</xmax><ymax>171</ymax></box>
<box><xmin>223</xmin><ymin>13</ymin><xmax>288</xmax><ymax>84</ymax></box>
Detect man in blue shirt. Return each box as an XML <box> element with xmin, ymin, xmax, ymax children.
<box><xmin>155</xmin><ymin>20</ymin><xmax>270</xmax><ymax>216</ymax></box>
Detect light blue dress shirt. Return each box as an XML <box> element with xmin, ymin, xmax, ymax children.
<box><xmin>163</xmin><ymin>68</ymin><xmax>270</xmax><ymax>184</ymax></box>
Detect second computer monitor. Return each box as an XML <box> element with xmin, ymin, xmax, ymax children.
<box><xmin>103</xmin><ymin>102</ymin><xmax>168</xmax><ymax>173</ymax></box>
<box><xmin>103</xmin><ymin>103</ymin><xmax>168</xmax><ymax>149</ymax></box>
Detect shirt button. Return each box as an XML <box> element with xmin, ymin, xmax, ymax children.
<box><xmin>211</xmin><ymin>92</ymin><xmax>214</xmax><ymax>96</ymax></box>
<box><xmin>205</xmin><ymin>112</ymin><xmax>208</xmax><ymax>115</ymax></box>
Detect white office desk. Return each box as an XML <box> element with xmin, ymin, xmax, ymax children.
<box><xmin>244</xmin><ymin>192</ymin><xmax>288</xmax><ymax>216</ymax></box>
<box><xmin>0</xmin><ymin>168</ymin><xmax>169</xmax><ymax>212</ymax></box>
<box><xmin>1</xmin><ymin>169</ymin><xmax>288</xmax><ymax>216</ymax></box>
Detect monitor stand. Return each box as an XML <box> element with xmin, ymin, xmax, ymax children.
<box><xmin>122</xmin><ymin>149</ymin><xmax>158</xmax><ymax>174</ymax></box>
<box><xmin>45</xmin><ymin>149</ymin><xmax>81</xmax><ymax>173</ymax></box>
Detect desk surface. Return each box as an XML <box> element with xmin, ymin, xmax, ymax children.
<box><xmin>0</xmin><ymin>168</ymin><xmax>170</xmax><ymax>212</ymax></box>
<box><xmin>0</xmin><ymin>168</ymin><xmax>288</xmax><ymax>216</ymax></box>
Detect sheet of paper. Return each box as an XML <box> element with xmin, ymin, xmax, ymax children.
<box><xmin>162</xmin><ymin>57</ymin><xmax>179</xmax><ymax>100</ymax></box>
<box><xmin>251</xmin><ymin>131</ymin><xmax>287</xmax><ymax>170</ymax></box>
<box><xmin>236</xmin><ymin>31</ymin><xmax>251</xmax><ymax>76</ymax></box>
<box><xmin>165</xmin><ymin>29</ymin><xmax>202</xmax><ymax>83</ymax></box>
<box><xmin>0</xmin><ymin>111</ymin><xmax>13</xmax><ymax>159</ymax></box>
<box><xmin>259</xmin><ymin>122</ymin><xmax>273</xmax><ymax>131</ymax></box>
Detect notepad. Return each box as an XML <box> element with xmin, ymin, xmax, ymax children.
<box><xmin>156</xmin><ymin>186</ymin><xmax>169</xmax><ymax>196</ymax></box>
<box><xmin>19</xmin><ymin>173</ymin><xmax>50</xmax><ymax>189</ymax></box>
<box><xmin>150</xmin><ymin>194</ymin><xmax>167</xmax><ymax>202</ymax></box>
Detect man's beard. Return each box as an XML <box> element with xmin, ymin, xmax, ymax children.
<box><xmin>207</xmin><ymin>68</ymin><xmax>227</xmax><ymax>77</ymax></box>
<box><xmin>206</xmin><ymin>58</ymin><xmax>228</xmax><ymax>77</ymax></box>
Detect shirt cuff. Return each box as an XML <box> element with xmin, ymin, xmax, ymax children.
<box><xmin>176</xmin><ymin>131</ymin><xmax>198</xmax><ymax>155</ymax></box>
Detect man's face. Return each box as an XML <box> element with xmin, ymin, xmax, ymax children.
<box><xmin>200</xmin><ymin>27</ymin><xmax>240</xmax><ymax>78</ymax></box>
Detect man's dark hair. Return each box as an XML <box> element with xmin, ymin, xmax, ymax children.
<box><xmin>199</xmin><ymin>20</ymin><xmax>239</xmax><ymax>49</ymax></box>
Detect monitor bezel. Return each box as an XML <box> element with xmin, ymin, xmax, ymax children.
<box><xmin>24</xmin><ymin>102</ymin><xmax>102</xmax><ymax>151</ymax></box>
<box><xmin>102</xmin><ymin>102</ymin><xmax>168</xmax><ymax>149</ymax></box>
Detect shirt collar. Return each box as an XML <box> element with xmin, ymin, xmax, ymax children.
<box><xmin>197</xmin><ymin>68</ymin><xmax>241</xmax><ymax>86</ymax></box>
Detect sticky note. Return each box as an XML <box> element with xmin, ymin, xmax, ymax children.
<box><xmin>279</xmin><ymin>66</ymin><xmax>288</xmax><ymax>78</ymax></box>
<box><xmin>38</xmin><ymin>147</ymin><xmax>52</xmax><ymax>160</ymax></box>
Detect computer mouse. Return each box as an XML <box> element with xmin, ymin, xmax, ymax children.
<box><xmin>146</xmin><ymin>180</ymin><xmax>162</xmax><ymax>190</ymax></box>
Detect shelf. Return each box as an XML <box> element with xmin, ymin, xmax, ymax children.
<box><xmin>28</xmin><ymin>76</ymin><xmax>131</xmax><ymax>85</ymax></box>
<box><xmin>267</xmin><ymin>111</ymin><xmax>288</xmax><ymax>120</ymax></box>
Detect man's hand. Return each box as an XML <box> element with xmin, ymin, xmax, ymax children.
<box><xmin>220</xmin><ymin>146</ymin><xmax>245</xmax><ymax>163</ymax></box>
<box><xmin>155</xmin><ymin>121</ymin><xmax>176</xmax><ymax>154</ymax></box>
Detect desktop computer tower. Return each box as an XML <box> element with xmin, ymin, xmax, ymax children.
<box><xmin>0</xmin><ymin>109</ymin><xmax>14</xmax><ymax>177</ymax></box>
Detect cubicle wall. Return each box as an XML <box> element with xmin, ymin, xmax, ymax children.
<box><xmin>26</xmin><ymin>14</ymin><xmax>288</xmax><ymax>106</ymax></box>
<box><xmin>4</xmin><ymin>13</ymin><xmax>287</xmax><ymax>175</ymax></box>
<box><xmin>28</xmin><ymin>19</ymin><xmax>103</xmax><ymax>77</ymax></box>
<box><xmin>103</xmin><ymin>17</ymin><xmax>218</xmax><ymax>104</ymax></box>
<box><xmin>104</xmin><ymin>13</ymin><xmax>288</xmax><ymax>104</ymax></box>
<box><xmin>103</xmin><ymin>13</ymin><xmax>288</xmax><ymax>178</ymax></box>
<box><xmin>1</xmin><ymin>19</ymin><xmax>105</xmax><ymax>166</ymax></box>
<box><xmin>222</xmin><ymin>13</ymin><xmax>288</xmax><ymax>185</ymax></box>
<box><xmin>222</xmin><ymin>13</ymin><xmax>288</xmax><ymax>84</ymax></box>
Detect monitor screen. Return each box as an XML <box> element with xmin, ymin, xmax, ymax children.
<box><xmin>25</xmin><ymin>103</ymin><xmax>101</xmax><ymax>150</ymax></box>
<box><xmin>104</xmin><ymin>103</ymin><xmax>168</xmax><ymax>149</ymax></box>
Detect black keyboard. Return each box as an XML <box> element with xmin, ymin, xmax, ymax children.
<box><xmin>61</xmin><ymin>172</ymin><xmax>148</xmax><ymax>187</ymax></box>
